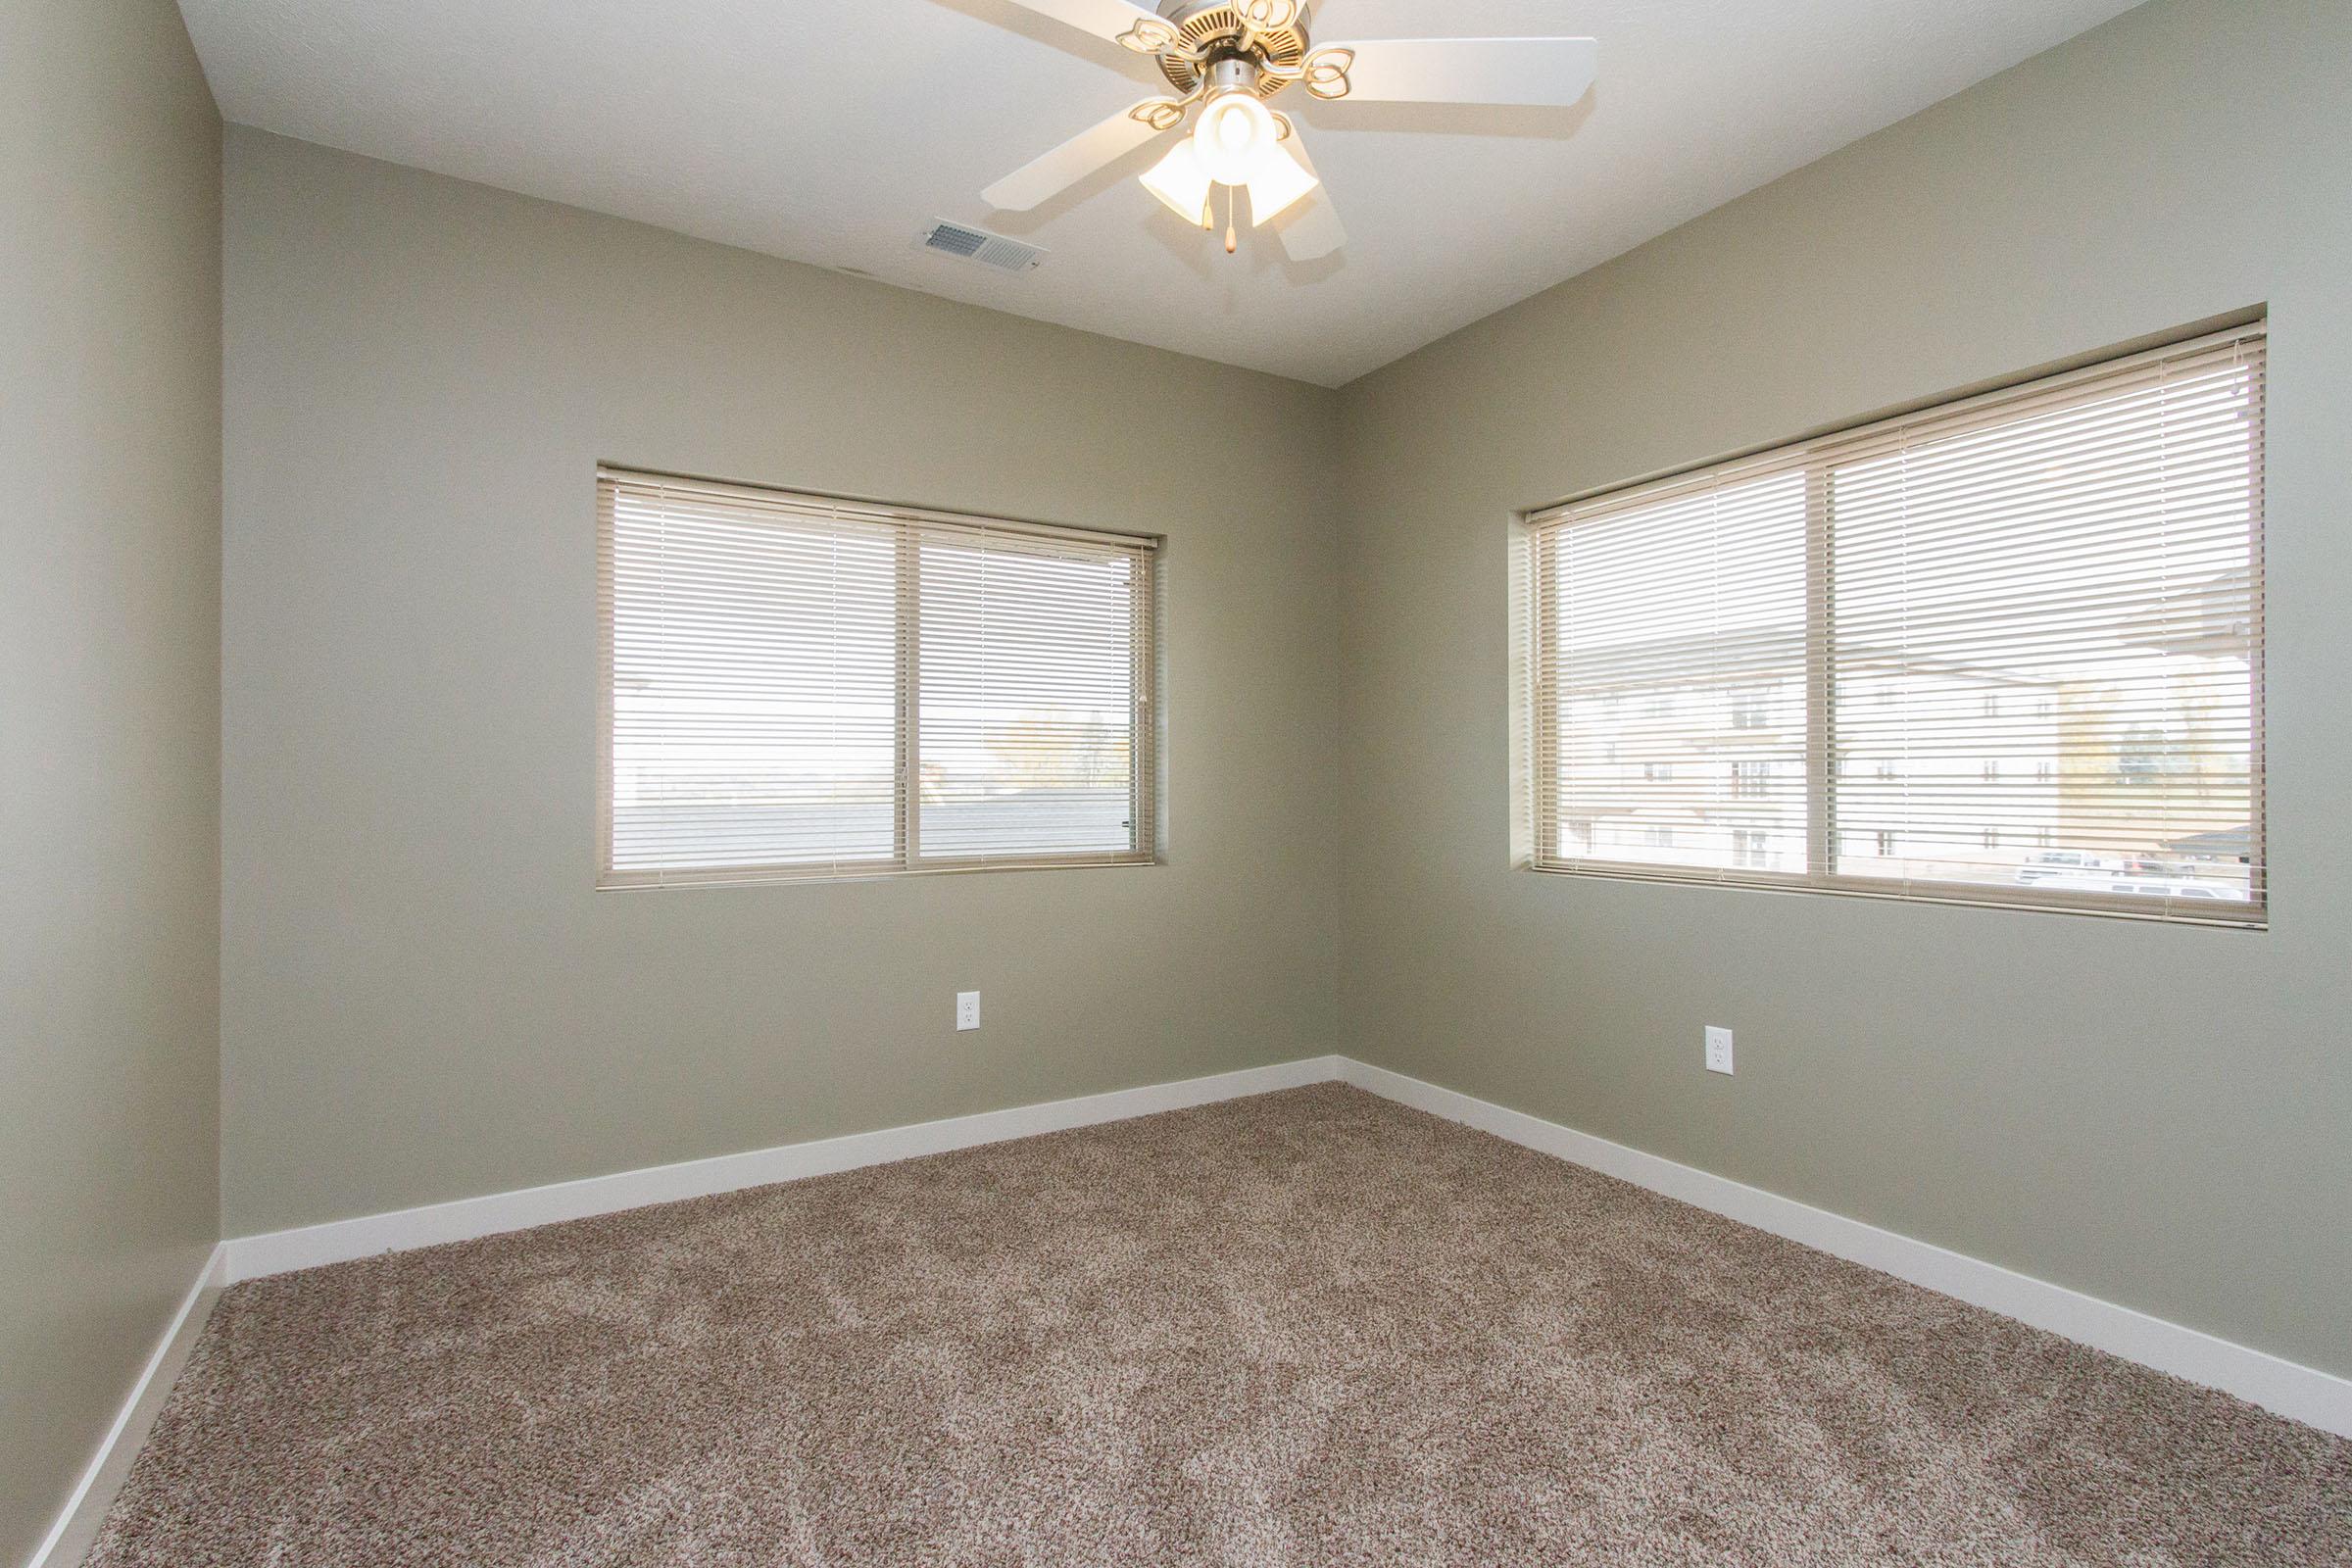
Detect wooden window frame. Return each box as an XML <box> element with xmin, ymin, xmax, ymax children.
<box><xmin>1520</xmin><ymin>324</ymin><xmax>2266</xmax><ymax>929</ymax></box>
<box><xmin>598</xmin><ymin>467</ymin><xmax>1161</xmax><ymax>890</ymax></box>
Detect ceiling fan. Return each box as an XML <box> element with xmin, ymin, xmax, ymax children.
<box><xmin>977</xmin><ymin>1</ymin><xmax>1598</xmax><ymax>259</ymax></box>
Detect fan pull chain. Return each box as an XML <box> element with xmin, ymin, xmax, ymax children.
<box><xmin>1224</xmin><ymin>185</ymin><xmax>1238</xmax><ymax>255</ymax></box>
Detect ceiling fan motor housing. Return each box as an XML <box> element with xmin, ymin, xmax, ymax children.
<box><xmin>1153</xmin><ymin>2</ymin><xmax>1313</xmax><ymax>99</ymax></box>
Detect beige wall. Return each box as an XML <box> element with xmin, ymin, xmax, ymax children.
<box><xmin>0</xmin><ymin>1</ymin><xmax>222</xmax><ymax>1559</ymax></box>
<box><xmin>220</xmin><ymin>129</ymin><xmax>1343</xmax><ymax>1236</ymax></box>
<box><xmin>1338</xmin><ymin>0</ymin><xmax>2352</xmax><ymax>1377</ymax></box>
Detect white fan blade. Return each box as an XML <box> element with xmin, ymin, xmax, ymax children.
<box><xmin>1320</xmin><ymin>37</ymin><xmax>1597</xmax><ymax>107</ymax></box>
<box><xmin>983</xmin><ymin>104</ymin><xmax>1170</xmax><ymax>211</ymax></box>
<box><xmin>1272</xmin><ymin>131</ymin><xmax>1345</xmax><ymax>261</ymax></box>
<box><xmin>996</xmin><ymin>0</ymin><xmax>1178</xmax><ymax>49</ymax></box>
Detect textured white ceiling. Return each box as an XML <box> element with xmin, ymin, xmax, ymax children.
<box><xmin>176</xmin><ymin>0</ymin><xmax>2147</xmax><ymax>386</ymax></box>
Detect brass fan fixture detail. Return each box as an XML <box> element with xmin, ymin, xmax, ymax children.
<box><xmin>978</xmin><ymin>0</ymin><xmax>1597</xmax><ymax>260</ymax></box>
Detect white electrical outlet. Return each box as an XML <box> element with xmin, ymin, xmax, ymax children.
<box><xmin>956</xmin><ymin>991</ymin><xmax>981</xmax><ymax>1032</ymax></box>
<box><xmin>1704</xmin><ymin>1025</ymin><xmax>1735</xmax><ymax>1075</ymax></box>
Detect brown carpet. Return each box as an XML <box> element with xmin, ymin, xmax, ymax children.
<box><xmin>86</xmin><ymin>1085</ymin><xmax>2349</xmax><ymax>1566</ymax></box>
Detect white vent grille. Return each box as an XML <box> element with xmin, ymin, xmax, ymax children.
<box><xmin>918</xmin><ymin>220</ymin><xmax>1045</xmax><ymax>273</ymax></box>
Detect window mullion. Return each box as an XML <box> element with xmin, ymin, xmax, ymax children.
<box><xmin>1130</xmin><ymin>551</ymin><xmax>1154</xmax><ymax>858</ymax></box>
<box><xmin>1805</xmin><ymin>459</ymin><xmax>1835</xmax><ymax>883</ymax></box>
<box><xmin>896</xmin><ymin>527</ymin><xmax>921</xmax><ymax>870</ymax></box>
<box><xmin>1526</xmin><ymin>529</ymin><xmax>1546</xmax><ymax>867</ymax></box>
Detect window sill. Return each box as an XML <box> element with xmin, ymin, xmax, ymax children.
<box><xmin>599</xmin><ymin>855</ymin><xmax>1161</xmax><ymax>892</ymax></box>
<box><xmin>1519</xmin><ymin>859</ymin><xmax>2267</xmax><ymax>930</ymax></box>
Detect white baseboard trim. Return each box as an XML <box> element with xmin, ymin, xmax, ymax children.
<box><xmin>212</xmin><ymin>1052</ymin><xmax>2348</xmax><ymax>1443</ymax></box>
<box><xmin>1338</xmin><ymin>1056</ymin><xmax>2352</xmax><ymax>1440</ymax></box>
<box><xmin>26</xmin><ymin>1242</ymin><xmax>227</xmax><ymax>1568</ymax></box>
<box><xmin>223</xmin><ymin>1055</ymin><xmax>1346</xmax><ymax>1284</ymax></box>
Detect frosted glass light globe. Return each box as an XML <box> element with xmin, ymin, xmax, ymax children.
<box><xmin>1140</xmin><ymin>139</ymin><xmax>1214</xmax><ymax>227</ymax></box>
<box><xmin>1192</xmin><ymin>91</ymin><xmax>1276</xmax><ymax>186</ymax></box>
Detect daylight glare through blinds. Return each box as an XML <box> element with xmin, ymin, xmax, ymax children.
<box><xmin>1526</xmin><ymin>324</ymin><xmax>2265</xmax><ymax>926</ymax></box>
<box><xmin>915</xmin><ymin>525</ymin><xmax>1149</xmax><ymax>860</ymax></box>
<box><xmin>600</xmin><ymin>469</ymin><xmax>1157</xmax><ymax>887</ymax></box>
<box><xmin>1529</xmin><ymin>464</ymin><xmax>1811</xmax><ymax>880</ymax></box>
<box><xmin>1827</xmin><ymin>333</ymin><xmax>2262</xmax><ymax>915</ymax></box>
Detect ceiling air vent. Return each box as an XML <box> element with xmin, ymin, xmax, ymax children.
<box><xmin>917</xmin><ymin>220</ymin><xmax>1046</xmax><ymax>273</ymax></box>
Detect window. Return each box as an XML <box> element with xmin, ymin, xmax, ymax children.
<box><xmin>599</xmin><ymin>468</ymin><xmax>1158</xmax><ymax>887</ymax></box>
<box><xmin>1523</xmin><ymin>325</ymin><xmax>2264</xmax><ymax>926</ymax></box>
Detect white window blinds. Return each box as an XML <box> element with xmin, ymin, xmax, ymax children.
<box><xmin>600</xmin><ymin>468</ymin><xmax>1157</xmax><ymax>887</ymax></box>
<box><xmin>1530</xmin><ymin>464</ymin><xmax>1811</xmax><ymax>878</ymax></box>
<box><xmin>1525</xmin><ymin>324</ymin><xmax>2265</xmax><ymax>926</ymax></box>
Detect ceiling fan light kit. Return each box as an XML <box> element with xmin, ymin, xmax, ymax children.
<box><xmin>977</xmin><ymin>0</ymin><xmax>1597</xmax><ymax>262</ymax></box>
<box><xmin>1141</xmin><ymin>57</ymin><xmax>1320</xmax><ymax>244</ymax></box>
